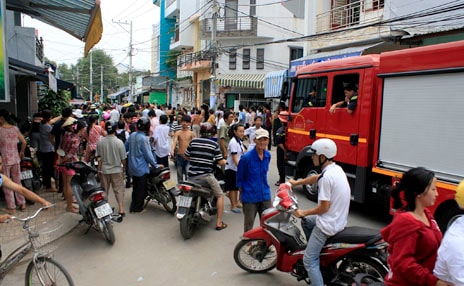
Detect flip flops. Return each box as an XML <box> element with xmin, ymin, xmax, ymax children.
<box><xmin>231</xmin><ymin>208</ymin><xmax>241</xmax><ymax>214</ymax></box>
<box><xmin>215</xmin><ymin>222</ymin><xmax>228</xmax><ymax>231</ymax></box>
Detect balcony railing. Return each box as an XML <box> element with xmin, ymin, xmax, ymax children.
<box><xmin>170</xmin><ymin>27</ymin><xmax>180</xmax><ymax>44</ymax></box>
<box><xmin>316</xmin><ymin>0</ymin><xmax>384</xmax><ymax>33</ymax></box>
<box><xmin>200</xmin><ymin>16</ymin><xmax>257</xmax><ymax>38</ymax></box>
<box><xmin>36</xmin><ymin>36</ymin><xmax>44</xmax><ymax>62</ymax></box>
<box><xmin>178</xmin><ymin>51</ymin><xmax>213</xmax><ymax>71</ymax></box>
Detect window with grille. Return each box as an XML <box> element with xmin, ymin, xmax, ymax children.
<box><xmin>243</xmin><ymin>48</ymin><xmax>250</xmax><ymax>70</ymax></box>
<box><xmin>229</xmin><ymin>49</ymin><xmax>237</xmax><ymax>70</ymax></box>
<box><xmin>250</xmin><ymin>0</ymin><xmax>256</xmax><ymax>16</ymax></box>
<box><xmin>256</xmin><ymin>48</ymin><xmax>264</xmax><ymax>69</ymax></box>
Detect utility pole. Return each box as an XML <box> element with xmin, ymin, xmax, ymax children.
<box><xmin>100</xmin><ymin>64</ymin><xmax>104</xmax><ymax>103</ymax></box>
<box><xmin>90</xmin><ymin>51</ymin><xmax>93</xmax><ymax>102</ymax></box>
<box><xmin>113</xmin><ymin>20</ymin><xmax>134</xmax><ymax>102</ymax></box>
<box><xmin>210</xmin><ymin>0</ymin><xmax>219</xmax><ymax>108</ymax></box>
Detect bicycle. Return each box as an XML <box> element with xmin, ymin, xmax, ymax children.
<box><xmin>0</xmin><ymin>205</ymin><xmax>74</xmax><ymax>285</ymax></box>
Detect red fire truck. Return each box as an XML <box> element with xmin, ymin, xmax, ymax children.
<box><xmin>283</xmin><ymin>40</ymin><xmax>464</xmax><ymax>228</ymax></box>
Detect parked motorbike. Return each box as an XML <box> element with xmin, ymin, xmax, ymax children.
<box><xmin>144</xmin><ymin>166</ymin><xmax>178</xmax><ymax>214</ymax></box>
<box><xmin>20</xmin><ymin>147</ymin><xmax>42</xmax><ymax>205</ymax></box>
<box><xmin>58</xmin><ymin>161</ymin><xmax>122</xmax><ymax>245</ymax></box>
<box><xmin>233</xmin><ymin>183</ymin><xmax>389</xmax><ymax>285</ymax></box>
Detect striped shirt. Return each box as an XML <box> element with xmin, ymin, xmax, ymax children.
<box><xmin>185</xmin><ymin>138</ymin><xmax>223</xmax><ymax>178</ymax></box>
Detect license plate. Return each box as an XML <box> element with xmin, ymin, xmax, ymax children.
<box><xmin>20</xmin><ymin>170</ymin><xmax>33</xmax><ymax>180</ymax></box>
<box><xmin>178</xmin><ymin>196</ymin><xmax>192</xmax><ymax>208</ymax></box>
<box><xmin>94</xmin><ymin>203</ymin><xmax>112</xmax><ymax>219</ymax></box>
<box><xmin>163</xmin><ymin>179</ymin><xmax>176</xmax><ymax>190</ymax></box>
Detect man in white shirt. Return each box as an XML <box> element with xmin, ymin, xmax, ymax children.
<box><xmin>244</xmin><ymin>116</ymin><xmax>262</xmax><ymax>150</ymax></box>
<box><xmin>152</xmin><ymin>115</ymin><xmax>170</xmax><ymax>167</ymax></box>
<box><xmin>289</xmin><ymin>139</ymin><xmax>350</xmax><ymax>286</ymax></box>
<box><xmin>434</xmin><ymin>180</ymin><xmax>464</xmax><ymax>286</ymax></box>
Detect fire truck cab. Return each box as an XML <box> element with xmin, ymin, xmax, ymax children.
<box><xmin>284</xmin><ymin>41</ymin><xmax>464</xmax><ymax>227</ymax></box>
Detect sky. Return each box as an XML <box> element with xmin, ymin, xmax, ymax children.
<box><xmin>22</xmin><ymin>0</ymin><xmax>160</xmax><ymax>72</ymax></box>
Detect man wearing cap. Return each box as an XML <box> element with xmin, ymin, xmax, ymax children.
<box><xmin>434</xmin><ymin>181</ymin><xmax>464</xmax><ymax>285</ymax></box>
<box><xmin>236</xmin><ymin>128</ymin><xmax>272</xmax><ymax>232</ymax></box>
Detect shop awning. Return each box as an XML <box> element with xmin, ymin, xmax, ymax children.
<box><xmin>289</xmin><ymin>42</ymin><xmax>385</xmax><ymax>77</ymax></box>
<box><xmin>108</xmin><ymin>88</ymin><xmax>130</xmax><ymax>99</ymax></box>
<box><xmin>264</xmin><ymin>69</ymin><xmax>288</xmax><ymax>98</ymax></box>
<box><xmin>9</xmin><ymin>57</ymin><xmax>77</xmax><ymax>96</ymax></box>
<box><xmin>216</xmin><ymin>73</ymin><xmax>266</xmax><ymax>89</ymax></box>
<box><xmin>6</xmin><ymin>0</ymin><xmax>103</xmax><ymax>57</ymax></box>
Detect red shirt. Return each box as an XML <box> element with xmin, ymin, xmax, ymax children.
<box><xmin>381</xmin><ymin>209</ymin><xmax>442</xmax><ymax>286</ymax></box>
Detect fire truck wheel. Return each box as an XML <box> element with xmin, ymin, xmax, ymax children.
<box><xmin>302</xmin><ymin>168</ymin><xmax>319</xmax><ymax>201</ymax></box>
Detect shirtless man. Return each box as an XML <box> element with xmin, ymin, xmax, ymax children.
<box><xmin>170</xmin><ymin>115</ymin><xmax>195</xmax><ymax>183</ymax></box>
<box><xmin>191</xmin><ymin>110</ymin><xmax>203</xmax><ymax>138</ymax></box>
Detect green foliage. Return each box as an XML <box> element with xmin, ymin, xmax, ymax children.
<box><xmin>76</xmin><ymin>49</ymin><xmax>119</xmax><ymax>100</ymax></box>
<box><xmin>38</xmin><ymin>89</ymin><xmax>70</xmax><ymax>117</ymax></box>
<box><xmin>165</xmin><ymin>50</ymin><xmax>181</xmax><ymax>68</ymax></box>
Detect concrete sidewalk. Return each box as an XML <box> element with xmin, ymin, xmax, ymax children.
<box><xmin>0</xmin><ymin>190</ymin><xmax>80</xmax><ymax>255</ymax></box>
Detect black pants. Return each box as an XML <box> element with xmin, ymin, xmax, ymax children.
<box><xmin>130</xmin><ymin>174</ymin><xmax>148</xmax><ymax>213</ymax></box>
<box><xmin>156</xmin><ymin>155</ymin><xmax>169</xmax><ymax>168</ymax></box>
<box><xmin>38</xmin><ymin>151</ymin><xmax>55</xmax><ymax>188</ymax></box>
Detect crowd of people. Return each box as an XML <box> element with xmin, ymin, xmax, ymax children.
<box><xmin>0</xmin><ymin>100</ymin><xmax>463</xmax><ymax>285</ymax></box>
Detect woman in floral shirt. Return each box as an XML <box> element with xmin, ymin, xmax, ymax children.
<box><xmin>58</xmin><ymin>118</ymin><xmax>86</xmax><ymax>213</ymax></box>
<box><xmin>84</xmin><ymin>115</ymin><xmax>105</xmax><ymax>163</ymax></box>
<box><xmin>0</xmin><ymin>109</ymin><xmax>27</xmax><ymax>214</ymax></box>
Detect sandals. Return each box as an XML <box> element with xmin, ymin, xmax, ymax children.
<box><xmin>231</xmin><ymin>208</ymin><xmax>241</xmax><ymax>214</ymax></box>
<box><xmin>215</xmin><ymin>222</ymin><xmax>228</xmax><ymax>231</ymax></box>
<box><xmin>19</xmin><ymin>205</ymin><xmax>26</xmax><ymax>211</ymax></box>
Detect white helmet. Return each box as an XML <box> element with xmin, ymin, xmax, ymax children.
<box><xmin>310</xmin><ymin>138</ymin><xmax>337</xmax><ymax>159</ymax></box>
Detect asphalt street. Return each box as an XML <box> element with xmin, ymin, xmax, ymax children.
<box><xmin>2</xmin><ymin>148</ymin><xmax>389</xmax><ymax>285</ymax></box>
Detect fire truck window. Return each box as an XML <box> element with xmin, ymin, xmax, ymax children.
<box><xmin>292</xmin><ymin>77</ymin><xmax>327</xmax><ymax>112</ymax></box>
<box><xmin>332</xmin><ymin>74</ymin><xmax>359</xmax><ymax>105</ymax></box>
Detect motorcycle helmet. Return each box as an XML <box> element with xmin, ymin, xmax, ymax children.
<box><xmin>136</xmin><ymin>117</ymin><xmax>150</xmax><ymax>132</ymax></box>
<box><xmin>310</xmin><ymin>138</ymin><xmax>337</xmax><ymax>159</ymax></box>
<box><xmin>105</xmin><ymin>120</ymin><xmax>117</xmax><ymax>134</ymax></box>
<box><xmin>456</xmin><ymin>180</ymin><xmax>464</xmax><ymax>209</ymax></box>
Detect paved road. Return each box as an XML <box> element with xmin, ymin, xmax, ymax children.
<box><xmin>2</xmin><ymin>148</ymin><xmax>389</xmax><ymax>285</ymax></box>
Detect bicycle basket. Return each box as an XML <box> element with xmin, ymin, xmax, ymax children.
<box><xmin>29</xmin><ymin>220</ymin><xmax>63</xmax><ymax>256</ymax></box>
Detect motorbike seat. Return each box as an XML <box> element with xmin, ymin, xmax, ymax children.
<box><xmin>150</xmin><ymin>167</ymin><xmax>170</xmax><ymax>176</ymax></box>
<box><xmin>82</xmin><ymin>184</ymin><xmax>104</xmax><ymax>199</ymax></box>
<box><xmin>326</xmin><ymin>226</ymin><xmax>381</xmax><ymax>245</ymax></box>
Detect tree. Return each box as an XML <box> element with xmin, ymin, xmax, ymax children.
<box><xmin>38</xmin><ymin>89</ymin><xmax>70</xmax><ymax>117</ymax></box>
<box><xmin>76</xmin><ymin>49</ymin><xmax>118</xmax><ymax>102</ymax></box>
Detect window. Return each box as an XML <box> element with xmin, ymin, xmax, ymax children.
<box><xmin>290</xmin><ymin>47</ymin><xmax>303</xmax><ymax>61</ymax></box>
<box><xmin>331</xmin><ymin>73</ymin><xmax>359</xmax><ymax>105</ymax></box>
<box><xmin>364</xmin><ymin>0</ymin><xmax>384</xmax><ymax>11</ymax></box>
<box><xmin>292</xmin><ymin>77</ymin><xmax>328</xmax><ymax>113</ymax></box>
<box><xmin>229</xmin><ymin>49</ymin><xmax>237</xmax><ymax>70</ymax></box>
<box><xmin>250</xmin><ymin>0</ymin><xmax>256</xmax><ymax>16</ymax></box>
<box><xmin>225</xmin><ymin>0</ymin><xmax>238</xmax><ymax>30</ymax></box>
<box><xmin>242</xmin><ymin>48</ymin><xmax>250</xmax><ymax>70</ymax></box>
<box><xmin>256</xmin><ymin>48</ymin><xmax>264</xmax><ymax>69</ymax></box>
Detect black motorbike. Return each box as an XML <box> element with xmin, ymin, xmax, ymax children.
<box><xmin>176</xmin><ymin>167</ymin><xmax>224</xmax><ymax>240</ymax></box>
<box><xmin>144</xmin><ymin>166</ymin><xmax>178</xmax><ymax>214</ymax></box>
<box><xmin>59</xmin><ymin>161</ymin><xmax>122</xmax><ymax>245</ymax></box>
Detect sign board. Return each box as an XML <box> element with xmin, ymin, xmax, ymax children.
<box><xmin>149</xmin><ymin>91</ymin><xmax>166</xmax><ymax>105</ymax></box>
<box><xmin>0</xmin><ymin>0</ymin><xmax>9</xmax><ymax>102</ymax></box>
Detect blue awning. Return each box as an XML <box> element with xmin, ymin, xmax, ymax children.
<box><xmin>289</xmin><ymin>42</ymin><xmax>384</xmax><ymax>77</ymax></box>
<box><xmin>264</xmin><ymin>69</ymin><xmax>288</xmax><ymax>98</ymax></box>
<box><xmin>108</xmin><ymin>88</ymin><xmax>130</xmax><ymax>99</ymax></box>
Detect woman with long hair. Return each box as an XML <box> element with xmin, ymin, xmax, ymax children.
<box><xmin>225</xmin><ymin>123</ymin><xmax>246</xmax><ymax>213</ymax></box>
<box><xmin>84</xmin><ymin>115</ymin><xmax>105</xmax><ymax>163</ymax></box>
<box><xmin>381</xmin><ymin>167</ymin><xmax>452</xmax><ymax>286</ymax></box>
<box><xmin>58</xmin><ymin>118</ymin><xmax>86</xmax><ymax>213</ymax></box>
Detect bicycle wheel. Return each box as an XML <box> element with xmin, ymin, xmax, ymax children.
<box><xmin>25</xmin><ymin>257</ymin><xmax>74</xmax><ymax>286</ymax></box>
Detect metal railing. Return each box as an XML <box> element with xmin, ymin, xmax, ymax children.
<box><xmin>178</xmin><ymin>51</ymin><xmax>213</xmax><ymax>67</ymax></box>
<box><xmin>200</xmin><ymin>16</ymin><xmax>257</xmax><ymax>37</ymax></box>
<box><xmin>316</xmin><ymin>0</ymin><xmax>384</xmax><ymax>33</ymax></box>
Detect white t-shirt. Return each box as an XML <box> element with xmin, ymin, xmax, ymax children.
<box><xmin>225</xmin><ymin>137</ymin><xmax>245</xmax><ymax>171</ymax></box>
<box><xmin>316</xmin><ymin>162</ymin><xmax>351</xmax><ymax>236</ymax></box>
<box><xmin>244</xmin><ymin>126</ymin><xmax>261</xmax><ymax>150</ymax></box>
<box><xmin>434</xmin><ymin>215</ymin><xmax>464</xmax><ymax>285</ymax></box>
<box><xmin>153</xmin><ymin>124</ymin><xmax>170</xmax><ymax>158</ymax></box>
<box><xmin>109</xmin><ymin>109</ymin><xmax>120</xmax><ymax>122</ymax></box>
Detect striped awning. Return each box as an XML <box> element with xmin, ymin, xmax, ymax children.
<box><xmin>264</xmin><ymin>69</ymin><xmax>288</xmax><ymax>98</ymax></box>
<box><xmin>216</xmin><ymin>73</ymin><xmax>266</xmax><ymax>89</ymax></box>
